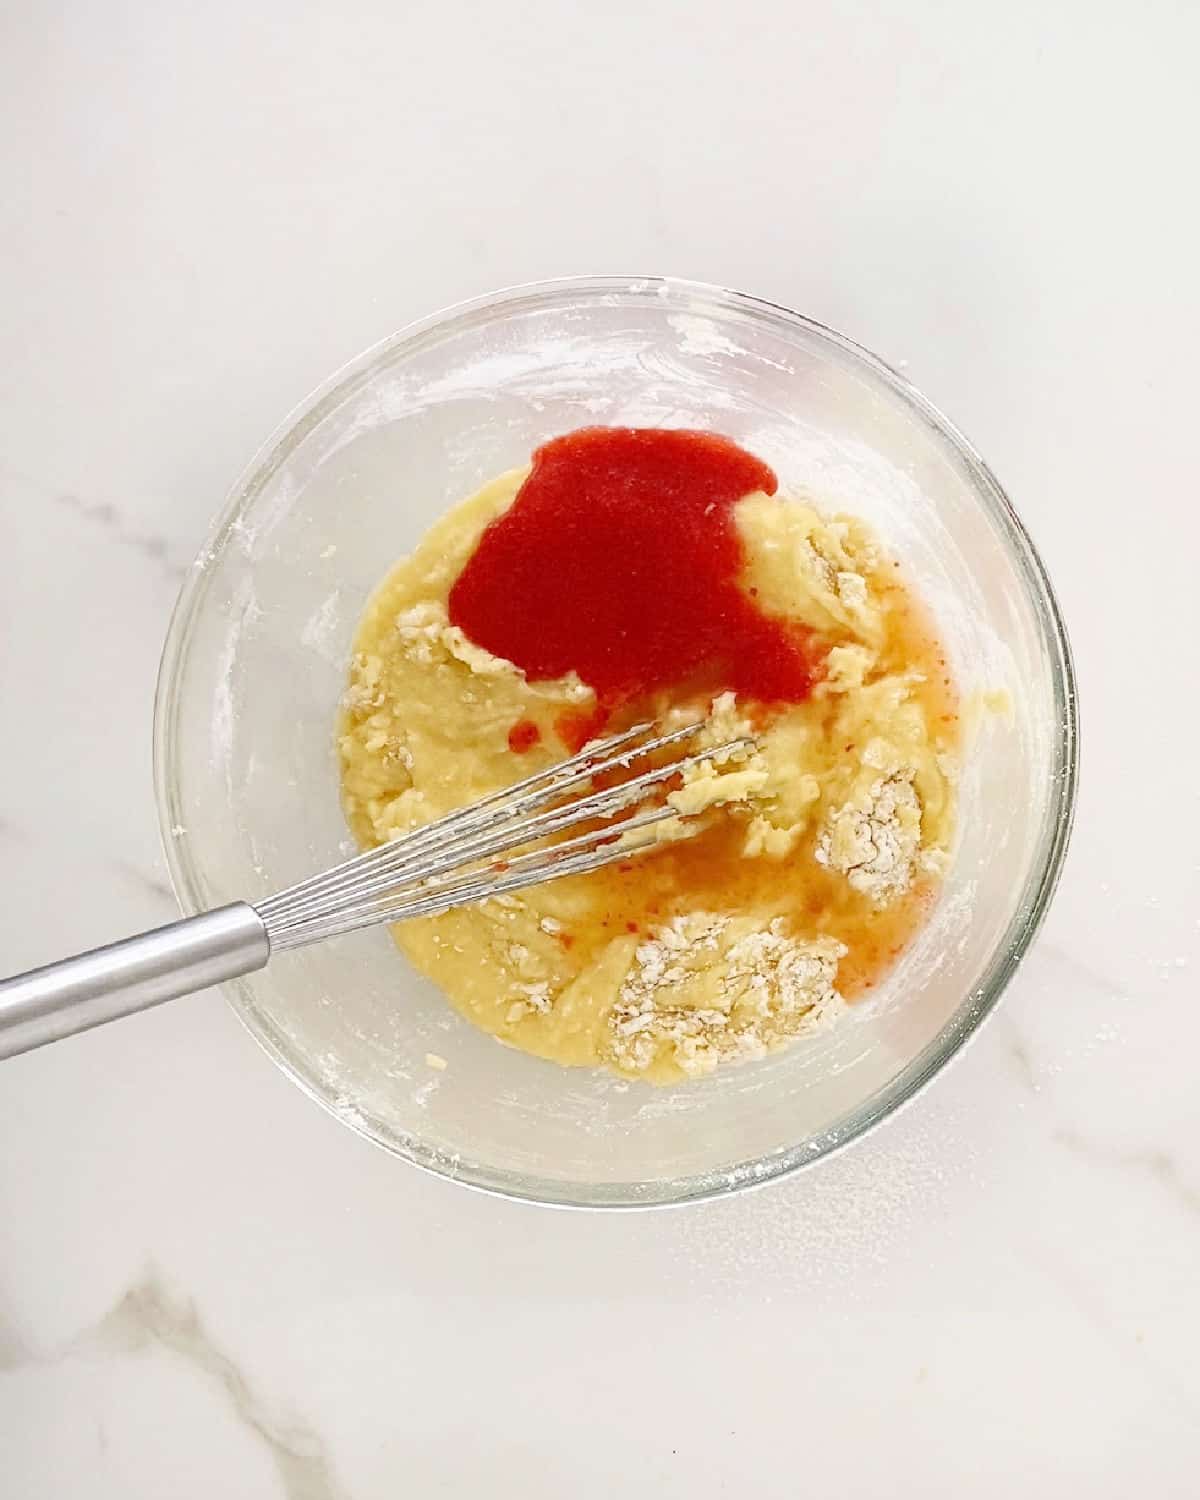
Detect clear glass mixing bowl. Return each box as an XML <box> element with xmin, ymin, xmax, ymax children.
<box><xmin>154</xmin><ymin>276</ymin><xmax>1077</xmax><ymax>1208</ymax></box>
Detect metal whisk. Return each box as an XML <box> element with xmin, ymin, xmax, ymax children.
<box><xmin>0</xmin><ymin>722</ymin><xmax>751</xmax><ymax>1060</ymax></box>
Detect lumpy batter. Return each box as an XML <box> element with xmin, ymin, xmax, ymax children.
<box><xmin>338</xmin><ymin>429</ymin><xmax>959</xmax><ymax>1083</ymax></box>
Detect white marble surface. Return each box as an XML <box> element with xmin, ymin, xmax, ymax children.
<box><xmin>2</xmin><ymin>3</ymin><xmax>1198</xmax><ymax>1494</ymax></box>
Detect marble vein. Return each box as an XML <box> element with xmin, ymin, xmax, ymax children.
<box><xmin>52</xmin><ymin>489</ymin><xmax>188</xmax><ymax>582</ymax></box>
<box><xmin>1032</xmin><ymin>1246</ymin><xmax>1200</xmax><ymax>1422</ymax></box>
<box><xmin>0</xmin><ymin>457</ymin><xmax>188</xmax><ymax>583</ymax></box>
<box><xmin>1035</xmin><ymin>940</ymin><xmax>1130</xmax><ymax>1005</ymax></box>
<box><xmin>113</xmin><ymin>857</ymin><xmax>177</xmax><ymax>905</ymax></box>
<box><xmin>1055</xmin><ymin>1129</ymin><xmax>1200</xmax><ymax>1221</ymax></box>
<box><xmin>1008</xmin><ymin>1038</ymin><xmax>1038</xmax><ymax>1098</ymax></box>
<box><xmin>4</xmin><ymin>1270</ymin><xmax>349</xmax><ymax>1500</ymax></box>
<box><xmin>1006</xmin><ymin>1030</ymin><xmax>1038</xmax><ymax>1093</ymax></box>
<box><xmin>0</xmin><ymin>1300</ymin><xmax>33</xmax><ymax>1372</ymax></box>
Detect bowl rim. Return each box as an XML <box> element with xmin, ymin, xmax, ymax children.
<box><xmin>153</xmin><ymin>273</ymin><xmax>1079</xmax><ymax>1210</ymax></box>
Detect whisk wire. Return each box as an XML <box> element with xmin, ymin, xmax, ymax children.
<box><xmin>262</xmin><ymin>723</ymin><xmax>753</xmax><ymax>949</ymax></box>
<box><xmin>269</xmin><ymin>806</ymin><xmax>681</xmax><ymax>949</ymax></box>
<box><xmin>0</xmin><ymin>719</ymin><xmax>757</xmax><ymax>1059</ymax></box>
<box><xmin>258</xmin><ymin>720</ymin><xmax>658</xmax><ymax>922</ymax></box>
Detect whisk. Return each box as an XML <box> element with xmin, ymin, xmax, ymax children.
<box><xmin>0</xmin><ymin>722</ymin><xmax>751</xmax><ymax>1061</ymax></box>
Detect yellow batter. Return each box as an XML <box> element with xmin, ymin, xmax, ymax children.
<box><xmin>338</xmin><ymin>467</ymin><xmax>958</xmax><ymax>1083</ymax></box>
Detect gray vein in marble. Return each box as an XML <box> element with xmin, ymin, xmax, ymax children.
<box><xmin>51</xmin><ymin>489</ymin><xmax>188</xmax><ymax>582</ymax></box>
<box><xmin>1006</xmin><ymin>1031</ymin><xmax>1038</xmax><ymax>1093</ymax></box>
<box><xmin>113</xmin><ymin>858</ymin><xmax>177</xmax><ymax>905</ymax></box>
<box><xmin>1036</xmin><ymin>940</ymin><xmax>1129</xmax><ymax>1004</ymax></box>
<box><xmin>4</xmin><ymin>1270</ymin><xmax>349</xmax><ymax>1500</ymax></box>
<box><xmin>90</xmin><ymin>1273</ymin><xmax>348</xmax><ymax>1500</ymax></box>
<box><xmin>0</xmin><ymin>1306</ymin><xmax>32</xmax><ymax>1372</ymax></box>
<box><xmin>994</xmin><ymin>1011</ymin><xmax>1039</xmax><ymax>1094</ymax></box>
<box><xmin>0</xmin><ymin>458</ymin><xmax>187</xmax><ymax>583</ymax></box>
<box><xmin>1055</xmin><ymin>1129</ymin><xmax>1200</xmax><ymax>1220</ymax></box>
<box><xmin>1031</xmin><ymin>1245</ymin><xmax>1200</xmax><ymax>1420</ymax></box>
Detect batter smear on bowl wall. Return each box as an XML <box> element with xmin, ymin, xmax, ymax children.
<box><xmin>338</xmin><ymin>428</ymin><xmax>960</xmax><ymax>1083</ymax></box>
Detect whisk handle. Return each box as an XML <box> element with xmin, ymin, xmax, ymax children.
<box><xmin>0</xmin><ymin>903</ymin><xmax>270</xmax><ymax>1060</ymax></box>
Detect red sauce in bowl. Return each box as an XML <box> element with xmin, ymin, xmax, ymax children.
<box><xmin>448</xmin><ymin>427</ymin><xmax>819</xmax><ymax>746</ymax></box>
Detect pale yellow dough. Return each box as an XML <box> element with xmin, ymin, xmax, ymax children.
<box><xmin>339</xmin><ymin>467</ymin><xmax>958</xmax><ymax>1083</ymax></box>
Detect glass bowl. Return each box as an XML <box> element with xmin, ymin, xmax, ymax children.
<box><xmin>154</xmin><ymin>276</ymin><xmax>1077</xmax><ymax>1208</ymax></box>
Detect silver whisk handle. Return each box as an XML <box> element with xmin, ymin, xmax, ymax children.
<box><xmin>0</xmin><ymin>903</ymin><xmax>270</xmax><ymax>1061</ymax></box>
